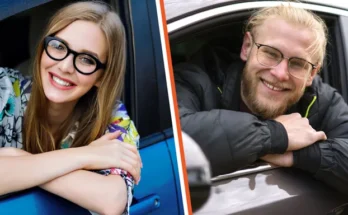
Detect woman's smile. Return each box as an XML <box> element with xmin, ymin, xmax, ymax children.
<box><xmin>49</xmin><ymin>72</ymin><xmax>76</xmax><ymax>90</ymax></box>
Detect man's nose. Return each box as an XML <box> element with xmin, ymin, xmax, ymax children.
<box><xmin>58</xmin><ymin>54</ymin><xmax>75</xmax><ymax>73</ymax></box>
<box><xmin>270</xmin><ymin>59</ymin><xmax>290</xmax><ymax>81</ymax></box>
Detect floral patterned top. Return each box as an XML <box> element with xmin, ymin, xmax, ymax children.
<box><xmin>0</xmin><ymin>67</ymin><xmax>140</xmax><ymax>215</ymax></box>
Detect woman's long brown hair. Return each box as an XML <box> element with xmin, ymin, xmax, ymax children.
<box><xmin>23</xmin><ymin>1</ymin><xmax>126</xmax><ymax>153</ymax></box>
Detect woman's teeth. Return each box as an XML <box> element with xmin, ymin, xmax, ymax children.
<box><xmin>52</xmin><ymin>75</ymin><xmax>72</xmax><ymax>87</ymax></box>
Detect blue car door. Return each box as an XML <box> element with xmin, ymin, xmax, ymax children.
<box><xmin>116</xmin><ymin>0</ymin><xmax>184</xmax><ymax>214</ymax></box>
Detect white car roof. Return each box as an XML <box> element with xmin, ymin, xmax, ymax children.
<box><xmin>165</xmin><ymin>0</ymin><xmax>348</xmax><ymax>21</ymax></box>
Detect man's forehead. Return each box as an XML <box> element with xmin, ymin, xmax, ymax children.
<box><xmin>253</xmin><ymin>17</ymin><xmax>312</xmax><ymax>38</ymax></box>
<box><xmin>252</xmin><ymin>17</ymin><xmax>315</xmax><ymax>60</ymax></box>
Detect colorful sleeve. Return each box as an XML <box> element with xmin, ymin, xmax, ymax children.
<box><xmin>0</xmin><ymin>68</ymin><xmax>29</xmax><ymax>149</ymax></box>
<box><xmin>94</xmin><ymin>101</ymin><xmax>140</xmax><ymax>215</ymax></box>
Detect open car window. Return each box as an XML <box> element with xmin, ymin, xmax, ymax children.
<box><xmin>168</xmin><ymin>1</ymin><xmax>348</xmax><ymax>180</ymax></box>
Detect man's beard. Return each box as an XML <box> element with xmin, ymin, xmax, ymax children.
<box><xmin>240</xmin><ymin>64</ymin><xmax>305</xmax><ymax>119</ymax></box>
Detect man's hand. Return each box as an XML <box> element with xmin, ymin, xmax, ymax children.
<box><xmin>261</xmin><ymin>152</ymin><xmax>294</xmax><ymax>167</ymax></box>
<box><xmin>275</xmin><ymin>113</ymin><xmax>327</xmax><ymax>151</ymax></box>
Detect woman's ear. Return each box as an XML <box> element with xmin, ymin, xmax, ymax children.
<box><xmin>240</xmin><ymin>31</ymin><xmax>253</xmax><ymax>62</ymax></box>
<box><xmin>94</xmin><ymin>80</ymin><xmax>101</xmax><ymax>87</ymax></box>
<box><xmin>94</xmin><ymin>72</ymin><xmax>103</xmax><ymax>88</ymax></box>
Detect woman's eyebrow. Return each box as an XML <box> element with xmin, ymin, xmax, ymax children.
<box><xmin>55</xmin><ymin>36</ymin><xmax>100</xmax><ymax>59</ymax></box>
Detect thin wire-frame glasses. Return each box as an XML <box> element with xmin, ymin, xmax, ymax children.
<box><xmin>252</xmin><ymin>40</ymin><xmax>317</xmax><ymax>79</ymax></box>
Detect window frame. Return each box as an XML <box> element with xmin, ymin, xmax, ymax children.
<box><xmin>122</xmin><ymin>0</ymin><xmax>172</xmax><ymax>148</ymax></box>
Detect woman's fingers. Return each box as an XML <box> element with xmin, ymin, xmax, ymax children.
<box><xmin>117</xmin><ymin>142</ymin><xmax>142</xmax><ymax>170</ymax></box>
<box><xmin>119</xmin><ymin>159</ymin><xmax>140</xmax><ymax>183</ymax></box>
<box><xmin>99</xmin><ymin>131</ymin><xmax>122</xmax><ymax>141</ymax></box>
<box><xmin>138</xmin><ymin>150</ymin><xmax>143</xmax><ymax>168</ymax></box>
<box><xmin>85</xmin><ymin>133</ymin><xmax>142</xmax><ymax>184</ymax></box>
<box><xmin>117</xmin><ymin>143</ymin><xmax>142</xmax><ymax>183</ymax></box>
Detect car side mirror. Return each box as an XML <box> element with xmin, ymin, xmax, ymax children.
<box><xmin>182</xmin><ymin>132</ymin><xmax>212</xmax><ymax>212</ymax></box>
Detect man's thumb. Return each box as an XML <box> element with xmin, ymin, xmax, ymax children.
<box><xmin>315</xmin><ymin>131</ymin><xmax>327</xmax><ymax>141</ymax></box>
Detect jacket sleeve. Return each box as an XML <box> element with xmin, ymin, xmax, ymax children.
<box><xmin>175</xmin><ymin>63</ymin><xmax>288</xmax><ymax>176</ymax></box>
<box><xmin>293</xmin><ymin>78</ymin><xmax>348</xmax><ymax>194</ymax></box>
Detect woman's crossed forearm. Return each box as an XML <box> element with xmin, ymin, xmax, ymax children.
<box><xmin>0</xmin><ymin>147</ymin><xmax>129</xmax><ymax>215</ymax></box>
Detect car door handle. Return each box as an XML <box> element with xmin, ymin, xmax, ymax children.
<box><xmin>130</xmin><ymin>194</ymin><xmax>160</xmax><ymax>215</ymax></box>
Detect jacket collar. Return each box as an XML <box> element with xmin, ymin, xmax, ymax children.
<box><xmin>220</xmin><ymin>60</ymin><xmax>244</xmax><ymax>111</ymax></box>
<box><xmin>287</xmin><ymin>85</ymin><xmax>317</xmax><ymax>118</ymax></box>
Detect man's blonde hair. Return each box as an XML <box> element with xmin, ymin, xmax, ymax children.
<box><xmin>244</xmin><ymin>3</ymin><xmax>328</xmax><ymax>66</ymax></box>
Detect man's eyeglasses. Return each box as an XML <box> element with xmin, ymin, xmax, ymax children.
<box><xmin>251</xmin><ymin>37</ymin><xmax>317</xmax><ymax>79</ymax></box>
<box><xmin>44</xmin><ymin>36</ymin><xmax>106</xmax><ymax>75</ymax></box>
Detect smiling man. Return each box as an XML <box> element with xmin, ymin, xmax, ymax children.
<box><xmin>175</xmin><ymin>4</ymin><xmax>348</xmax><ymax>193</ymax></box>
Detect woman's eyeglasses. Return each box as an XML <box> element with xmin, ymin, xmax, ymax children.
<box><xmin>44</xmin><ymin>36</ymin><xmax>106</xmax><ymax>75</ymax></box>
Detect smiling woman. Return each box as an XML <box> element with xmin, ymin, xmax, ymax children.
<box><xmin>0</xmin><ymin>1</ymin><xmax>141</xmax><ymax>215</ymax></box>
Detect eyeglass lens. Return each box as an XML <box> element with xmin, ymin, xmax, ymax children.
<box><xmin>46</xmin><ymin>39</ymin><xmax>98</xmax><ymax>74</ymax></box>
<box><xmin>257</xmin><ymin>45</ymin><xmax>311</xmax><ymax>79</ymax></box>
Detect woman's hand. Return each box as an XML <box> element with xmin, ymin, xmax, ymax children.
<box><xmin>81</xmin><ymin>131</ymin><xmax>142</xmax><ymax>184</ymax></box>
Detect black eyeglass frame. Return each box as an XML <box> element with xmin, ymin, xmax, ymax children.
<box><xmin>251</xmin><ymin>37</ymin><xmax>317</xmax><ymax>79</ymax></box>
<box><xmin>43</xmin><ymin>36</ymin><xmax>106</xmax><ymax>75</ymax></box>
